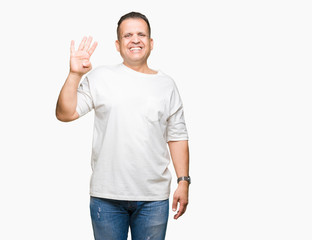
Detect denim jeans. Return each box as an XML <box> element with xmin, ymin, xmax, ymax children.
<box><xmin>90</xmin><ymin>196</ymin><xmax>169</xmax><ymax>240</ymax></box>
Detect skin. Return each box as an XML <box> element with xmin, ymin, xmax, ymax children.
<box><xmin>56</xmin><ymin>18</ymin><xmax>190</xmax><ymax>220</ymax></box>
<box><xmin>115</xmin><ymin>18</ymin><xmax>156</xmax><ymax>74</ymax></box>
<box><xmin>55</xmin><ymin>36</ymin><xmax>97</xmax><ymax>122</ymax></box>
<box><xmin>168</xmin><ymin>140</ymin><xmax>190</xmax><ymax>220</ymax></box>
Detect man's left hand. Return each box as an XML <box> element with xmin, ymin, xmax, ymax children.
<box><xmin>172</xmin><ymin>181</ymin><xmax>189</xmax><ymax>220</ymax></box>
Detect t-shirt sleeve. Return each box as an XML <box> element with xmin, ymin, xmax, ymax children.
<box><xmin>166</xmin><ymin>82</ymin><xmax>189</xmax><ymax>142</ymax></box>
<box><xmin>76</xmin><ymin>76</ymin><xmax>94</xmax><ymax>117</ymax></box>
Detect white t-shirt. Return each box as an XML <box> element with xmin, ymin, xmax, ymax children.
<box><xmin>76</xmin><ymin>63</ymin><xmax>189</xmax><ymax>201</ymax></box>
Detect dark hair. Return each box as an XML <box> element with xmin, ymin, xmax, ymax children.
<box><xmin>117</xmin><ymin>12</ymin><xmax>151</xmax><ymax>40</ymax></box>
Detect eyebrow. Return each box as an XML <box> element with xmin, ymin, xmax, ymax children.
<box><xmin>123</xmin><ymin>31</ymin><xmax>148</xmax><ymax>36</ymax></box>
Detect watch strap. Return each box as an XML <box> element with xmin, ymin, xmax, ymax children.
<box><xmin>177</xmin><ymin>176</ymin><xmax>191</xmax><ymax>184</ymax></box>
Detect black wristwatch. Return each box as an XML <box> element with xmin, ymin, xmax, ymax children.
<box><xmin>177</xmin><ymin>176</ymin><xmax>191</xmax><ymax>184</ymax></box>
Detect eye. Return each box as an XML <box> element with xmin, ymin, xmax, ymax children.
<box><xmin>138</xmin><ymin>33</ymin><xmax>146</xmax><ymax>37</ymax></box>
<box><xmin>124</xmin><ymin>33</ymin><xmax>132</xmax><ymax>38</ymax></box>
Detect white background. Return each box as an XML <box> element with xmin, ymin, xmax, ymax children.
<box><xmin>0</xmin><ymin>0</ymin><xmax>311</xmax><ymax>239</ymax></box>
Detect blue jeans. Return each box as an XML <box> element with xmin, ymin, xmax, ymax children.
<box><xmin>90</xmin><ymin>196</ymin><xmax>169</xmax><ymax>240</ymax></box>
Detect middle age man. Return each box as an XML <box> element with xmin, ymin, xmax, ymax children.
<box><xmin>56</xmin><ymin>12</ymin><xmax>190</xmax><ymax>240</ymax></box>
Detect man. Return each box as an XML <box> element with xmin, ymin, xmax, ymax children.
<box><xmin>56</xmin><ymin>12</ymin><xmax>190</xmax><ymax>240</ymax></box>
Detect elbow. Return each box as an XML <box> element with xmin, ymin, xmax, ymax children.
<box><xmin>56</xmin><ymin>115</ymin><xmax>69</xmax><ymax>122</ymax></box>
<box><xmin>55</xmin><ymin>110</ymin><xmax>78</xmax><ymax>122</ymax></box>
<box><xmin>55</xmin><ymin>101</ymin><xmax>79</xmax><ymax>122</ymax></box>
<box><xmin>55</xmin><ymin>112</ymin><xmax>68</xmax><ymax>122</ymax></box>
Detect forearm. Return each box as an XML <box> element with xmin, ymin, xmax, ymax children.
<box><xmin>168</xmin><ymin>140</ymin><xmax>190</xmax><ymax>180</ymax></box>
<box><xmin>168</xmin><ymin>140</ymin><xmax>190</xmax><ymax>219</ymax></box>
<box><xmin>56</xmin><ymin>72</ymin><xmax>82</xmax><ymax>122</ymax></box>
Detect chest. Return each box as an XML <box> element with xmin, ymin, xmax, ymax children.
<box><xmin>93</xmin><ymin>77</ymin><xmax>171</xmax><ymax>122</ymax></box>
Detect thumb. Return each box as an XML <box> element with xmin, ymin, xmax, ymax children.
<box><xmin>82</xmin><ymin>60</ymin><xmax>91</xmax><ymax>68</ymax></box>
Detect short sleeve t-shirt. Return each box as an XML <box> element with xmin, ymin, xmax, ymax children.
<box><xmin>76</xmin><ymin>63</ymin><xmax>189</xmax><ymax>201</ymax></box>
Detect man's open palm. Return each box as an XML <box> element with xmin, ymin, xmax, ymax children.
<box><xmin>70</xmin><ymin>36</ymin><xmax>98</xmax><ymax>76</ymax></box>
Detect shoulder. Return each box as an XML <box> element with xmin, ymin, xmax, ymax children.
<box><xmin>87</xmin><ymin>64</ymin><xmax>120</xmax><ymax>77</ymax></box>
<box><xmin>157</xmin><ymin>71</ymin><xmax>179</xmax><ymax>90</ymax></box>
<box><xmin>84</xmin><ymin>64</ymin><xmax>122</xmax><ymax>86</ymax></box>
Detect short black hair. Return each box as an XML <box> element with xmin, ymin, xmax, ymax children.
<box><xmin>117</xmin><ymin>12</ymin><xmax>151</xmax><ymax>40</ymax></box>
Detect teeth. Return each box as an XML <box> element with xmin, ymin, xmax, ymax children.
<box><xmin>130</xmin><ymin>47</ymin><xmax>142</xmax><ymax>51</ymax></box>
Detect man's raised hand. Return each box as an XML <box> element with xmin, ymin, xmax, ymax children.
<box><xmin>70</xmin><ymin>36</ymin><xmax>98</xmax><ymax>76</ymax></box>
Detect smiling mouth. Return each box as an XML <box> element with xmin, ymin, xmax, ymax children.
<box><xmin>130</xmin><ymin>47</ymin><xmax>143</xmax><ymax>52</ymax></box>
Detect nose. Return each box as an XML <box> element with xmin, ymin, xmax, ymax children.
<box><xmin>131</xmin><ymin>34</ymin><xmax>140</xmax><ymax>44</ymax></box>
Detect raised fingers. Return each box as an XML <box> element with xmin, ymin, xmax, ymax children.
<box><xmin>76</xmin><ymin>36</ymin><xmax>97</xmax><ymax>56</ymax></box>
<box><xmin>84</xmin><ymin>36</ymin><xmax>93</xmax><ymax>51</ymax></box>
<box><xmin>78</xmin><ymin>36</ymin><xmax>87</xmax><ymax>51</ymax></box>
<box><xmin>88</xmin><ymin>41</ymin><xmax>98</xmax><ymax>56</ymax></box>
<box><xmin>70</xmin><ymin>40</ymin><xmax>75</xmax><ymax>55</ymax></box>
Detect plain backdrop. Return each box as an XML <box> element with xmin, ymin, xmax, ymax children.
<box><xmin>0</xmin><ymin>0</ymin><xmax>311</xmax><ymax>239</ymax></box>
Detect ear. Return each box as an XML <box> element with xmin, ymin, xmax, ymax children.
<box><xmin>150</xmin><ymin>38</ymin><xmax>154</xmax><ymax>50</ymax></box>
<box><xmin>115</xmin><ymin>40</ymin><xmax>120</xmax><ymax>52</ymax></box>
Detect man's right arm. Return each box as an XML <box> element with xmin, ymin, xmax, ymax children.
<box><xmin>55</xmin><ymin>36</ymin><xmax>98</xmax><ymax>122</ymax></box>
<box><xmin>55</xmin><ymin>73</ymin><xmax>81</xmax><ymax>122</ymax></box>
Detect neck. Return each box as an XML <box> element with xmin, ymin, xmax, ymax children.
<box><xmin>123</xmin><ymin>61</ymin><xmax>157</xmax><ymax>74</ymax></box>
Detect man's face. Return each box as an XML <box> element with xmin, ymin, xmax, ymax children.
<box><xmin>115</xmin><ymin>18</ymin><xmax>153</xmax><ymax>67</ymax></box>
